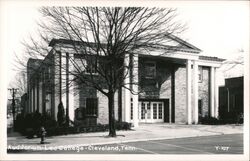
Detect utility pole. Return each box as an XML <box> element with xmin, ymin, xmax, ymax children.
<box><xmin>8</xmin><ymin>88</ymin><xmax>19</xmax><ymax>128</ymax></box>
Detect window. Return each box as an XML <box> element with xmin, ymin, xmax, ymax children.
<box><xmin>75</xmin><ymin>108</ymin><xmax>85</xmax><ymax>120</ymax></box>
<box><xmin>153</xmin><ymin>103</ymin><xmax>157</xmax><ymax>119</ymax></box>
<box><xmin>144</xmin><ymin>61</ymin><xmax>156</xmax><ymax>79</ymax></box>
<box><xmin>86</xmin><ymin>98</ymin><xmax>98</xmax><ymax>116</ymax></box>
<box><xmin>198</xmin><ymin>67</ymin><xmax>203</xmax><ymax>82</ymax></box>
<box><xmin>158</xmin><ymin>103</ymin><xmax>163</xmax><ymax>119</ymax></box>
<box><xmin>141</xmin><ymin>103</ymin><xmax>145</xmax><ymax>119</ymax></box>
<box><xmin>147</xmin><ymin>103</ymin><xmax>151</xmax><ymax>119</ymax></box>
<box><xmin>86</xmin><ymin>57</ymin><xmax>98</xmax><ymax>74</ymax></box>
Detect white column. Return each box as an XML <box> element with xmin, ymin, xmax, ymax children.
<box><xmin>54</xmin><ymin>51</ymin><xmax>60</xmax><ymax>120</ymax></box>
<box><xmin>214</xmin><ymin>68</ymin><xmax>219</xmax><ymax>118</ymax></box>
<box><xmin>68</xmin><ymin>53</ymin><xmax>75</xmax><ymax>121</ymax></box>
<box><xmin>132</xmin><ymin>54</ymin><xmax>139</xmax><ymax>128</ymax></box>
<box><xmin>31</xmin><ymin>88</ymin><xmax>33</xmax><ymax>113</ymax></box>
<box><xmin>61</xmin><ymin>52</ymin><xmax>67</xmax><ymax>109</ymax></box>
<box><xmin>186</xmin><ymin>59</ymin><xmax>192</xmax><ymax>124</ymax></box>
<box><xmin>123</xmin><ymin>53</ymin><xmax>131</xmax><ymax>122</ymax></box>
<box><xmin>39</xmin><ymin>82</ymin><xmax>43</xmax><ymax>113</ymax></box>
<box><xmin>193</xmin><ymin>61</ymin><xmax>199</xmax><ymax>124</ymax></box>
<box><xmin>46</xmin><ymin>94</ymin><xmax>51</xmax><ymax>114</ymax></box>
<box><xmin>210</xmin><ymin>67</ymin><xmax>215</xmax><ymax>117</ymax></box>
<box><xmin>34</xmin><ymin>85</ymin><xmax>37</xmax><ymax>112</ymax></box>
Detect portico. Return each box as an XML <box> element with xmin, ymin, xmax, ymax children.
<box><xmin>122</xmin><ymin>51</ymin><xmax>223</xmax><ymax>127</ymax></box>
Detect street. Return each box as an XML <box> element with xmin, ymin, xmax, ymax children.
<box><xmin>7</xmin><ymin>133</ymin><xmax>243</xmax><ymax>154</ymax></box>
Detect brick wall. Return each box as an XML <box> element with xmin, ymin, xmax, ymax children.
<box><xmin>74</xmin><ymin>85</ymin><xmax>119</xmax><ymax>125</ymax></box>
<box><xmin>174</xmin><ymin>66</ymin><xmax>187</xmax><ymax>123</ymax></box>
<box><xmin>95</xmin><ymin>90</ymin><xmax>119</xmax><ymax>124</ymax></box>
<box><xmin>198</xmin><ymin>67</ymin><xmax>210</xmax><ymax>117</ymax></box>
<box><xmin>174</xmin><ymin>66</ymin><xmax>210</xmax><ymax>123</ymax></box>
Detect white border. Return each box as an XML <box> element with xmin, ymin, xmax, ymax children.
<box><xmin>0</xmin><ymin>0</ymin><xmax>249</xmax><ymax>161</ymax></box>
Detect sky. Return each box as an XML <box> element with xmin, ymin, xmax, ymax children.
<box><xmin>0</xmin><ymin>1</ymin><xmax>249</xmax><ymax>88</ymax></box>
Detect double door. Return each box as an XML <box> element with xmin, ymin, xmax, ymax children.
<box><xmin>139</xmin><ymin>101</ymin><xmax>165</xmax><ymax>123</ymax></box>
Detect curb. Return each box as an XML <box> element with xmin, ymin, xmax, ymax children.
<box><xmin>22</xmin><ymin>132</ymin><xmax>243</xmax><ymax>148</ymax></box>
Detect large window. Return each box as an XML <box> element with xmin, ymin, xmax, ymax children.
<box><xmin>86</xmin><ymin>57</ymin><xmax>98</xmax><ymax>74</ymax></box>
<box><xmin>86</xmin><ymin>98</ymin><xmax>98</xmax><ymax>116</ymax></box>
<box><xmin>144</xmin><ymin>61</ymin><xmax>156</xmax><ymax>79</ymax></box>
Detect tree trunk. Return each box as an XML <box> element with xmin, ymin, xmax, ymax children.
<box><xmin>108</xmin><ymin>92</ymin><xmax>116</xmax><ymax>137</ymax></box>
<box><xmin>118</xmin><ymin>87</ymin><xmax>122</xmax><ymax>123</ymax></box>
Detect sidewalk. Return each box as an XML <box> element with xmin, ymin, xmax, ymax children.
<box><xmin>7</xmin><ymin>124</ymin><xmax>243</xmax><ymax>147</ymax></box>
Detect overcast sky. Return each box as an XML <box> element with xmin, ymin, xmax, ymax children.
<box><xmin>0</xmin><ymin>1</ymin><xmax>249</xmax><ymax>86</ymax></box>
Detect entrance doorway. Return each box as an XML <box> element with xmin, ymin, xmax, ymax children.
<box><xmin>138</xmin><ymin>100</ymin><xmax>169</xmax><ymax>123</ymax></box>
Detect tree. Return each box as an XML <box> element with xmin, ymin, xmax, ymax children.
<box><xmin>57</xmin><ymin>102</ymin><xmax>66</xmax><ymax>127</ymax></box>
<box><xmin>8</xmin><ymin>71</ymin><xmax>27</xmax><ymax>98</ymax></box>
<box><xmin>220</xmin><ymin>48</ymin><xmax>244</xmax><ymax>78</ymax></box>
<box><xmin>16</xmin><ymin>7</ymin><xmax>185</xmax><ymax>137</ymax></box>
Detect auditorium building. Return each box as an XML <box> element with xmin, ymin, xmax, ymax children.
<box><xmin>26</xmin><ymin>35</ymin><xmax>225</xmax><ymax>127</ymax></box>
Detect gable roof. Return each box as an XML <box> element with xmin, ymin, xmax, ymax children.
<box><xmin>49</xmin><ymin>33</ymin><xmax>202</xmax><ymax>54</ymax></box>
<box><xmin>166</xmin><ymin>34</ymin><xmax>202</xmax><ymax>53</ymax></box>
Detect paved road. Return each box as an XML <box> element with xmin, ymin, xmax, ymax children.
<box><xmin>7</xmin><ymin>133</ymin><xmax>243</xmax><ymax>154</ymax></box>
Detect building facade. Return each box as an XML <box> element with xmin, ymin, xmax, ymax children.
<box><xmin>219</xmin><ymin>76</ymin><xmax>244</xmax><ymax>122</ymax></box>
<box><xmin>27</xmin><ymin>36</ymin><xmax>225</xmax><ymax>126</ymax></box>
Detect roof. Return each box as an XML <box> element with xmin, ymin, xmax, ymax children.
<box><xmin>199</xmin><ymin>56</ymin><xmax>225</xmax><ymax>62</ymax></box>
<box><xmin>49</xmin><ymin>38</ymin><xmax>227</xmax><ymax>63</ymax></box>
<box><xmin>49</xmin><ymin>33</ymin><xmax>202</xmax><ymax>54</ymax></box>
<box><xmin>166</xmin><ymin>34</ymin><xmax>202</xmax><ymax>53</ymax></box>
<box><xmin>49</xmin><ymin>39</ymin><xmax>99</xmax><ymax>47</ymax></box>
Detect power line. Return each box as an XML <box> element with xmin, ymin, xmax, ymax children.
<box><xmin>8</xmin><ymin>88</ymin><xmax>19</xmax><ymax>128</ymax></box>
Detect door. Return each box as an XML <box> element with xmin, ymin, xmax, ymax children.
<box><xmin>139</xmin><ymin>101</ymin><xmax>165</xmax><ymax>123</ymax></box>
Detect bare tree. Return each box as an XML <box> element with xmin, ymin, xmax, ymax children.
<box><xmin>16</xmin><ymin>7</ymin><xmax>185</xmax><ymax>137</ymax></box>
<box><xmin>8</xmin><ymin>71</ymin><xmax>27</xmax><ymax>98</ymax></box>
<box><xmin>220</xmin><ymin>48</ymin><xmax>244</xmax><ymax>78</ymax></box>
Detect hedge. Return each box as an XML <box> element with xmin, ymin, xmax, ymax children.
<box><xmin>45</xmin><ymin>121</ymin><xmax>131</xmax><ymax>137</ymax></box>
<box><xmin>14</xmin><ymin>112</ymin><xmax>132</xmax><ymax>138</ymax></box>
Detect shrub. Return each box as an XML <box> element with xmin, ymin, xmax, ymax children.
<box><xmin>14</xmin><ymin>112</ymin><xmax>57</xmax><ymax>138</ymax></box>
<box><xmin>41</xmin><ymin>113</ymin><xmax>57</xmax><ymax>129</ymax></box>
<box><xmin>236</xmin><ymin>113</ymin><xmax>244</xmax><ymax>124</ymax></box>
<box><xmin>115</xmin><ymin>121</ymin><xmax>132</xmax><ymax>130</ymax></box>
<box><xmin>199</xmin><ymin>116</ymin><xmax>220</xmax><ymax>125</ymax></box>
<box><xmin>44</xmin><ymin>121</ymin><xmax>131</xmax><ymax>137</ymax></box>
<box><xmin>14</xmin><ymin>113</ymin><xmax>25</xmax><ymax>132</ymax></box>
<box><xmin>57</xmin><ymin>102</ymin><xmax>66</xmax><ymax>127</ymax></box>
<box><xmin>15</xmin><ymin>112</ymin><xmax>131</xmax><ymax>137</ymax></box>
